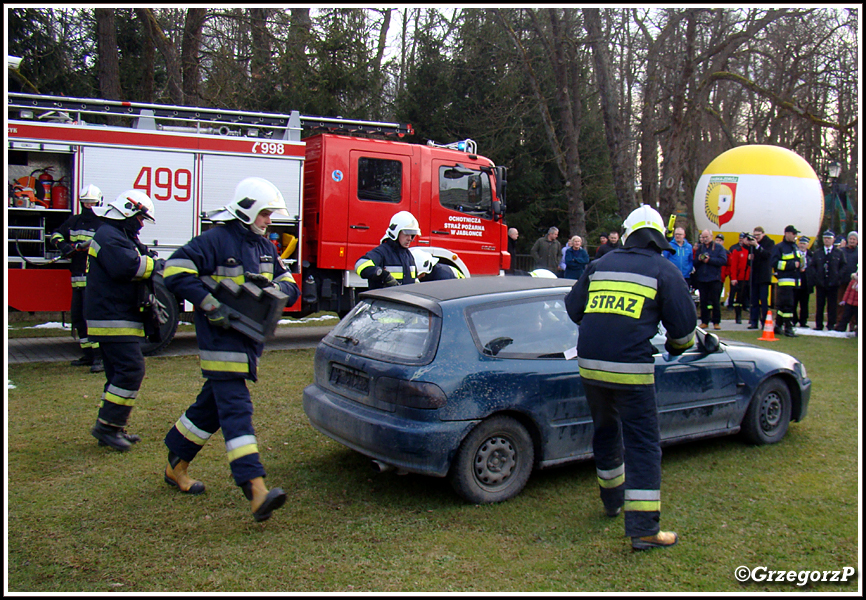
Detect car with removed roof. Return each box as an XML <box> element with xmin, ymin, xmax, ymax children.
<box><xmin>302</xmin><ymin>276</ymin><xmax>811</xmax><ymax>504</ymax></box>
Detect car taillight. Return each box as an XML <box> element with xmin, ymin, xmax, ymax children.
<box><xmin>374</xmin><ymin>377</ymin><xmax>447</xmax><ymax>409</ymax></box>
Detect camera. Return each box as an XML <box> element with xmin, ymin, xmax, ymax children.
<box><xmin>699</xmin><ymin>253</ymin><xmax>709</xmax><ymax>261</ymax></box>
<box><xmin>743</xmin><ymin>233</ymin><xmax>755</xmax><ymax>242</ymax></box>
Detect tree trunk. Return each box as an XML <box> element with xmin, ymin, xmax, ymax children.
<box><xmin>136</xmin><ymin>8</ymin><xmax>183</xmax><ymax>104</ymax></box>
<box><xmin>370</xmin><ymin>9</ymin><xmax>392</xmax><ymax>120</ymax></box>
<box><xmin>583</xmin><ymin>8</ymin><xmax>633</xmax><ymax>221</ymax></box>
<box><xmin>181</xmin><ymin>8</ymin><xmax>207</xmax><ymax>105</ymax></box>
<box><xmin>95</xmin><ymin>9</ymin><xmax>121</xmax><ymax>101</ymax></box>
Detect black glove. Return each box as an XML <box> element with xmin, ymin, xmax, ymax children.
<box><xmin>153</xmin><ymin>258</ymin><xmax>166</xmax><ymax>273</ymax></box>
<box><xmin>245</xmin><ymin>271</ymin><xmax>275</xmax><ymax>289</ymax></box>
<box><xmin>664</xmin><ymin>338</ymin><xmax>688</xmax><ymax>356</ymax></box>
<box><xmin>206</xmin><ymin>303</ymin><xmax>234</xmax><ymax>329</ymax></box>
<box><xmin>382</xmin><ymin>272</ymin><xmax>399</xmax><ymax>287</ymax></box>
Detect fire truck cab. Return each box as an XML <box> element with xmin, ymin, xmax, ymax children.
<box><xmin>7</xmin><ymin>93</ymin><xmax>509</xmax><ymax>353</ymax></box>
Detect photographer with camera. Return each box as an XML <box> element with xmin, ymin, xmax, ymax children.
<box><xmin>744</xmin><ymin>226</ymin><xmax>775</xmax><ymax>329</ymax></box>
<box><xmin>692</xmin><ymin>230</ymin><xmax>728</xmax><ymax>330</ymax></box>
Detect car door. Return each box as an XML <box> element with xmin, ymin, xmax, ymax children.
<box><xmin>652</xmin><ymin>330</ymin><xmax>740</xmax><ymax>441</ymax></box>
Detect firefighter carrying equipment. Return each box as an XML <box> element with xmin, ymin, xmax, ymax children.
<box><xmin>95</xmin><ymin>189</ymin><xmax>156</xmax><ymax>222</ymax></box>
<box><xmin>242</xmin><ymin>476</ymin><xmax>287</xmax><ymax>522</ymax></box>
<box><xmin>382</xmin><ymin>210</ymin><xmax>421</xmax><ymax>242</ymax></box>
<box><xmin>200</xmin><ymin>275</ymin><xmax>289</xmax><ymax>343</ymax></box>
<box><xmin>164</xmin><ymin>451</ymin><xmax>206</xmax><ymax>495</ymax></box>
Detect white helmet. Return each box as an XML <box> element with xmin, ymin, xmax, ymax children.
<box><xmin>79</xmin><ymin>184</ymin><xmax>103</xmax><ymax>207</ymax></box>
<box><xmin>223</xmin><ymin>177</ymin><xmax>288</xmax><ymax>224</ymax></box>
<box><xmin>529</xmin><ymin>268</ymin><xmax>558</xmax><ymax>278</ymax></box>
<box><xmin>383</xmin><ymin>211</ymin><xmax>421</xmax><ymax>242</ymax></box>
<box><xmin>622</xmin><ymin>204</ymin><xmax>666</xmax><ymax>246</ymax></box>
<box><xmin>94</xmin><ymin>189</ymin><xmax>156</xmax><ymax>222</ymax></box>
<box><xmin>410</xmin><ymin>247</ymin><xmax>439</xmax><ymax>276</ymax></box>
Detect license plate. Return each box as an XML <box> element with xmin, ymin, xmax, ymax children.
<box><xmin>329</xmin><ymin>364</ymin><xmax>370</xmax><ymax>394</ymax></box>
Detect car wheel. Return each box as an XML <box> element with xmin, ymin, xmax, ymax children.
<box><xmin>449</xmin><ymin>415</ymin><xmax>534</xmax><ymax>504</ymax></box>
<box><xmin>741</xmin><ymin>377</ymin><xmax>792</xmax><ymax>445</ymax></box>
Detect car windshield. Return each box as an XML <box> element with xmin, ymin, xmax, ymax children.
<box><xmin>325</xmin><ymin>299</ymin><xmax>438</xmax><ymax>364</ymax></box>
<box><xmin>467</xmin><ymin>294</ymin><xmax>578</xmax><ymax>358</ymax></box>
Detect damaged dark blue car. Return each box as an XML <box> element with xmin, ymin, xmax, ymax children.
<box><xmin>302</xmin><ymin>277</ymin><xmax>811</xmax><ymax>504</ymax></box>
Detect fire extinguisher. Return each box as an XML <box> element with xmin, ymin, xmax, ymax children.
<box><xmin>37</xmin><ymin>167</ymin><xmax>55</xmax><ymax>206</ymax></box>
<box><xmin>52</xmin><ymin>176</ymin><xmax>69</xmax><ymax>209</ymax></box>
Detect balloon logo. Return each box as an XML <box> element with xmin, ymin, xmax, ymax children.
<box><xmin>704</xmin><ymin>177</ymin><xmax>738</xmax><ymax>226</ymax></box>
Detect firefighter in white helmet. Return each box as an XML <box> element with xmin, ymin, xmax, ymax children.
<box><xmin>354</xmin><ymin>211</ymin><xmax>421</xmax><ymax>289</ymax></box>
<box><xmin>565</xmin><ymin>204</ymin><xmax>696</xmax><ymax>551</ymax></box>
<box><xmin>86</xmin><ymin>189</ymin><xmax>159</xmax><ymax>451</ymax></box>
<box><xmin>410</xmin><ymin>247</ymin><xmax>464</xmax><ymax>282</ymax></box>
<box><xmin>50</xmin><ymin>184</ymin><xmax>105</xmax><ymax>372</ymax></box>
<box><xmin>162</xmin><ymin>177</ymin><xmax>300</xmax><ymax>522</ymax></box>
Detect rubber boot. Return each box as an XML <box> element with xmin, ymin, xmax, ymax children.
<box><xmin>784</xmin><ymin>322</ymin><xmax>797</xmax><ymax>337</ymax></box>
<box><xmin>71</xmin><ymin>348</ymin><xmax>95</xmax><ymax>367</ymax></box>
<box><xmin>90</xmin><ymin>357</ymin><xmax>104</xmax><ymax>373</ymax></box>
<box><xmin>632</xmin><ymin>531</ymin><xmax>678</xmax><ymax>550</ymax></box>
<box><xmin>164</xmin><ymin>452</ymin><xmax>205</xmax><ymax>495</ymax></box>
<box><xmin>91</xmin><ymin>421</ymin><xmax>132</xmax><ymax>452</ymax></box>
<box><xmin>242</xmin><ymin>477</ymin><xmax>287</xmax><ymax>522</ymax></box>
<box><xmin>734</xmin><ymin>307</ymin><xmax>742</xmax><ymax>324</ymax></box>
<box><xmin>98</xmin><ymin>428</ymin><xmax>140</xmax><ymax>447</ymax></box>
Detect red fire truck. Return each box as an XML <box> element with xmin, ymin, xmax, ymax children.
<box><xmin>7</xmin><ymin>93</ymin><xmax>510</xmax><ymax>352</ymax></box>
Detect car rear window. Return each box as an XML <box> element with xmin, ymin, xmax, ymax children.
<box><xmin>324</xmin><ymin>299</ymin><xmax>439</xmax><ymax>364</ymax></box>
<box><xmin>467</xmin><ymin>294</ymin><xmax>579</xmax><ymax>359</ymax></box>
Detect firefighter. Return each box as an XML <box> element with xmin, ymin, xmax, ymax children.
<box><xmin>355</xmin><ymin>211</ymin><xmax>420</xmax><ymax>289</ymax></box>
<box><xmin>565</xmin><ymin>205</ymin><xmax>696</xmax><ymax>551</ymax></box>
<box><xmin>410</xmin><ymin>248</ymin><xmax>464</xmax><ymax>282</ymax></box>
<box><xmin>86</xmin><ymin>190</ymin><xmax>159</xmax><ymax>451</ymax></box>
<box><xmin>771</xmin><ymin>225</ymin><xmax>802</xmax><ymax>337</ymax></box>
<box><xmin>50</xmin><ymin>184</ymin><xmax>105</xmax><ymax>372</ymax></box>
<box><xmin>162</xmin><ymin>177</ymin><xmax>300</xmax><ymax>522</ymax></box>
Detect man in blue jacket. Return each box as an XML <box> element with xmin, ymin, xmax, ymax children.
<box><xmin>162</xmin><ymin>177</ymin><xmax>300</xmax><ymax>522</ymax></box>
<box><xmin>663</xmin><ymin>227</ymin><xmax>694</xmax><ymax>288</ymax></box>
<box><xmin>692</xmin><ymin>229</ymin><xmax>729</xmax><ymax>330</ymax></box>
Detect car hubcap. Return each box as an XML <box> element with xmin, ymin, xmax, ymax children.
<box><xmin>760</xmin><ymin>392</ymin><xmax>782</xmax><ymax>432</ymax></box>
<box><xmin>474</xmin><ymin>436</ymin><xmax>516</xmax><ymax>487</ymax></box>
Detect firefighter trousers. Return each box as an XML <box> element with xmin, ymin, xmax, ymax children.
<box><xmin>71</xmin><ymin>287</ymin><xmax>98</xmax><ymax>358</ymax></box>
<box><xmin>775</xmin><ymin>286</ymin><xmax>796</xmax><ymax>326</ymax></box>
<box><xmin>164</xmin><ymin>377</ymin><xmax>266</xmax><ymax>486</ymax></box>
<box><xmin>96</xmin><ymin>340</ymin><xmax>145</xmax><ymax>428</ymax></box>
<box><xmin>584</xmin><ymin>381</ymin><xmax>662</xmax><ymax>538</ymax></box>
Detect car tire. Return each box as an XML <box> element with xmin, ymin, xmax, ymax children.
<box><xmin>449</xmin><ymin>415</ymin><xmax>534</xmax><ymax>504</ymax></box>
<box><xmin>741</xmin><ymin>377</ymin><xmax>792</xmax><ymax>445</ymax></box>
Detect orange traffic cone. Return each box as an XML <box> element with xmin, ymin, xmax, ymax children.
<box><xmin>758</xmin><ymin>310</ymin><xmax>779</xmax><ymax>342</ymax></box>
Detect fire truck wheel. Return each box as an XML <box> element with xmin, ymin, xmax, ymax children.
<box><xmin>141</xmin><ymin>278</ymin><xmax>180</xmax><ymax>356</ymax></box>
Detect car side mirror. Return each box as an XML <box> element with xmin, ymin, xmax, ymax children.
<box><xmin>703</xmin><ymin>332</ymin><xmax>720</xmax><ymax>354</ymax></box>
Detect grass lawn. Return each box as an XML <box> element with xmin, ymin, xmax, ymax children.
<box><xmin>5</xmin><ymin>331</ymin><xmax>860</xmax><ymax>593</ymax></box>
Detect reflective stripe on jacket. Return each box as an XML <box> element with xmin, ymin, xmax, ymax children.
<box><xmin>565</xmin><ymin>247</ymin><xmax>696</xmax><ymax>388</ymax></box>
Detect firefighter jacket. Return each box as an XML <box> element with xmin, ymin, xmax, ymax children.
<box><xmin>565</xmin><ymin>247</ymin><xmax>696</xmax><ymax>388</ymax></box>
<box><xmin>85</xmin><ymin>218</ymin><xmax>157</xmax><ymax>342</ymax></box>
<box><xmin>163</xmin><ymin>220</ymin><xmax>300</xmax><ymax>382</ymax></box>
<box><xmin>354</xmin><ymin>238</ymin><xmax>417</xmax><ymax>289</ymax></box>
<box><xmin>691</xmin><ymin>241</ymin><xmax>728</xmax><ymax>283</ymax></box>
<box><xmin>771</xmin><ymin>239</ymin><xmax>801</xmax><ymax>288</ymax></box>
<box><xmin>49</xmin><ymin>207</ymin><xmax>102</xmax><ymax>287</ymax></box>
<box><xmin>749</xmin><ymin>236</ymin><xmax>776</xmax><ymax>284</ymax></box>
<box><xmin>809</xmin><ymin>244</ymin><xmax>847</xmax><ymax>289</ymax></box>
<box><xmin>727</xmin><ymin>243</ymin><xmax>751</xmax><ymax>283</ymax></box>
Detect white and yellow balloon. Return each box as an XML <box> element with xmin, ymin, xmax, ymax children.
<box><xmin>693</xmin><ymin>145</ymin><xmax>825</xmax><ymax>248</ymax></box>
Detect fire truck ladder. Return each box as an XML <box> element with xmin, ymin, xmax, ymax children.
<box><xmin>8</xmin><ymin>93</ymin><xmax>414</xmax><ymax>141</ymax></box>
